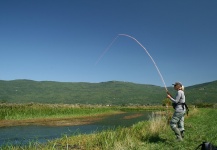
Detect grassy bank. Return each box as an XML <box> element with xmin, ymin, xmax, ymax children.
<box><xmin>0</xmin><ymin>103</ymin><xmax>164</xmax><ymax>120</ymax></box>
<box><xmin>1</xmin><ymin>107</ymin><xmax>217</xmax><ymax>150</ymax></box>
<box><xmin>0</xmin><ymin>103</ymin><xmax>119</xmax><ymax>120</ymax></box>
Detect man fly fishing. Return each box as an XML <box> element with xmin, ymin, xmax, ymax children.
<box><xmin>167</xmin><ymin>82</ymin><xmax>188</xmax><ymax>141</ymax></box>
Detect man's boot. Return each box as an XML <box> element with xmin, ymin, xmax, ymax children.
<box><xmin>180</xmin><ymin>130</ymin><xmax>184</xmax><ymax>138</ymax></box>
<box><xmin>173</xmin><ymin>128</ymin><xmax>183</xmax><ymax>141</ymax></box>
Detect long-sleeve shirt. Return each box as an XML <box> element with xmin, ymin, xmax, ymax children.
<box><xmin>169</xmin><ymin>90</ymin><xmax>186</xmax><ymax>112</ymax></box>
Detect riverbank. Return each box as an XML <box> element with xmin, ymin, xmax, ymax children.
<box><xmin>0</xmin><ymin>103</ymin><xmax>122</xmax><ymax>127</ymax></box>
<box><xmin>0</xmin><ymin>113</ymin><xmax>123</xmax><ymax>127</ymax></box>
<box><xmin>0</xmin><ymin>103</ymin><xmax>164</xmax><ymax>127</ymax></box>
<box><xmin>1</xmin><ymin>107</ymin><xmax>216</xmax><ymax>150</ymax></box>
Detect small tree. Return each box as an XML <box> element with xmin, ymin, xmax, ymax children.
<box><xmin>162</xmin><ymin>98</ymin><xmax>171</xmax><ymax>107</ymax></box>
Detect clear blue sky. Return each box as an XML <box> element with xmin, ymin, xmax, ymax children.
<box><xmin>1</xmin><ymin>0</ymin><xmax>217</xmax><ymax>87</ymax></box>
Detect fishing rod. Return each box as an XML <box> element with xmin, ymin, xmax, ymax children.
<box><xmin>96</xmin><ymin>34</ymin><xmax>168</xmax><ymax>93</ymax></box>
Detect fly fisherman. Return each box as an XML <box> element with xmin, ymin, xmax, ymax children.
<box><xmin>167</xmin><ymin>82</ymin><xmax>186</xmax><ymax>141</ymax></box>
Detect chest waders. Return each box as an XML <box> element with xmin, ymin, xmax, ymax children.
<box><xmin>171</xmin><ymin>94</ymin><xmax>189</xmax><ymax>141</ymax></box>
<box><xmin>172</xmin><ymin>102</ymin><xmax>189</xmax><ymax>115</ymax></box>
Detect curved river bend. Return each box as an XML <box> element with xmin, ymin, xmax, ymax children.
<box><xmin>0</xmin><ymin>111</ymin><xmax>152</xmax><ymax>146</ymax></box>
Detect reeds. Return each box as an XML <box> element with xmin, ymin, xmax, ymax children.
<box><xmin>0</xmin><ymin>103</ymin><xmax>116</xmax><ymax>120</ymax></box>
<box><xmin>146</xmin><ymin>113</ymin><xmax>167</xmax><ymax>138</ymax></box>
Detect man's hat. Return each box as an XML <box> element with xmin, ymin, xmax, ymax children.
<box><xmin>172</xmin><ymin>82</ymin><xmax>182</xmax><ymax>86</ymax></box>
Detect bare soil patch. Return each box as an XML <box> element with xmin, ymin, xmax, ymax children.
<box><xmin>123</xmin><ymin>113</ymin><xmax>143</xmax><ymax>119</ymax></box>
<box><xmin>0</xmin><ymin>113</ymin><xmax>123</xmax><ymax>127</ymax></box>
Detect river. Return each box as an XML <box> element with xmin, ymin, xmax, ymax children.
<box><xmin>0</xmin><ymin>111</ymin><xmax>152</xmax><ymax>146</ymax></box>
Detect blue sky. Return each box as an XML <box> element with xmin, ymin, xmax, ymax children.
<box><xmin>0</xmin><ymin>0</ymin><xmax>217</xmax><ymax>87</ymax></box>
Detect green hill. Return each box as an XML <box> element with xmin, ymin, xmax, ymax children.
<box><xmin>0</xmin><ymin>80</ymin><xmax>216</xmax><ymax>105</ymax></box>
<box><xmin>185</xmin><ymin>81</ymin><xmax>217</xmax><ymax>104</ymax></box>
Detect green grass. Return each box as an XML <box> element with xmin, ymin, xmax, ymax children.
<box><xmin>0</xmin><ymin>104</ymin><xmax>165</xmax><ymax>120</ymax></box>
<box><xmin>1</xmin><ymin>108</ymin><xmax>217</xmax><ymax>150</ymax></box>
<box><xmin>0</xmin><ymin>103</ymin><xmax>119</xmax><ymax>120</ymax></box>
<box><xmin>141</xmin><ymin>108</ymin><xmax>217</xmax><ymax>150</ymax></box>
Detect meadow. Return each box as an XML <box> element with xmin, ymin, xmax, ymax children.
<box><xmin>0</xmin><ymin>104</ymin><xmax>216</xmax><ymax>150</ymax></box>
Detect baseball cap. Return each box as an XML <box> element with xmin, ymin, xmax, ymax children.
<box><xmin>172</xmin><ymin>82</ymin><xmax>182</xmax><ymax>86</ymax></box>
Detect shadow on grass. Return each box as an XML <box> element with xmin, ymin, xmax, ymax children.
<box><xmin>142</xmin><ymin>135</ymin><xmax>167</xmax><ymax>143</ymax></box>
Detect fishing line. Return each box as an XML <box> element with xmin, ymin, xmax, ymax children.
<box><xmin>95</xmin><ymin>35</ymin><xmax>119</xmax><ymax>65</ymax></box>
<box><xmin>95</xmin><ymin>34</ymin><xmax>168</xmax><ymax>92</ymax></box>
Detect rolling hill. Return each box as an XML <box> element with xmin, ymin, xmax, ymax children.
<box><xmin>0</xmin><ymin>80</ymin><xmax>216</xmax><ymax>105</ymax></box>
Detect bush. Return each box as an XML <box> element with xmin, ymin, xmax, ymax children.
<box><xmin>194</xmin><ymin>102</ymin><xmax>215</xmax><ymax>108</ymax></box>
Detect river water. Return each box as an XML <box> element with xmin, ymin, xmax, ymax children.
<box><xmin>0</xmin><ymin>111</ymin><xmax>152</xmax><ymax>146</ymax></box>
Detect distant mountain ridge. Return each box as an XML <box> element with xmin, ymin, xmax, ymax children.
<box><xmin>0</xmin><ymin>80</ymin><xmax>216</xmax><ymax>105</ymax></box>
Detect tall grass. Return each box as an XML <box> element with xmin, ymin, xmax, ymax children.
<box><xmin>0</xmin><ymin>103</ymin><xmax>118</xmax><ymax>120</ymax></box>
<box><xmin>145</xmin><ymin>113</ymin><xmax>167</xmax><ymax>140</ymax></box>
<box><xmin>0</xmin><ymin>104</ymin><xmax>165</xmax><ymax>120</ymax></box>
